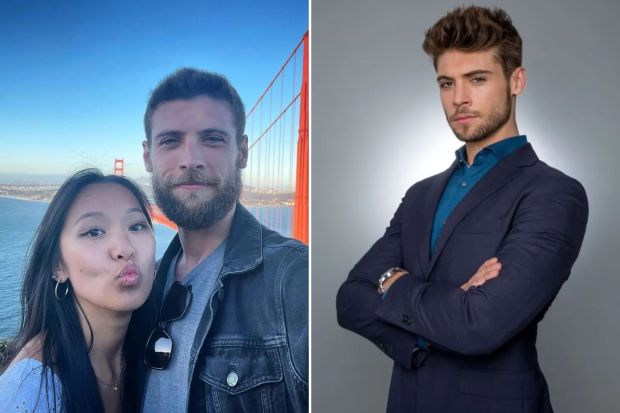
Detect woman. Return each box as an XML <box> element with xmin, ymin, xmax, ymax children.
<box><xmin>0</xmin><ymin>169</ymin><xmax>156</xmax><ymax>413</ymax></box>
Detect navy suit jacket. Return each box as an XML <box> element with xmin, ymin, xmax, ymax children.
<box><xmin>336</xmin><ymin>144</ymin><xmax>588</xmax><ymax>413</ymax></box>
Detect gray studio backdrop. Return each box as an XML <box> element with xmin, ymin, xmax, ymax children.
<box><xmin>312</xmin><ymin>0</ymin><xmax>620</xmax><ymax>412</ymax></box>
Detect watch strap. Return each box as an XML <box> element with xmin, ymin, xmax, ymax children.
<box><xmin>378</xmin><ymin>267</ymin><xmax>407</xmax><ymax>294</ymax></box>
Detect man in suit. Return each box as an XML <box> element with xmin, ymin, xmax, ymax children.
<box><xmin>336</xmin><ymin>6</ymin><xmax>588</xmax><ymax>413</ymax></box>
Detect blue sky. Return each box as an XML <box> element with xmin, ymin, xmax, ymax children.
<box><xmin>0</xmin><ymin>0</ymin><xmax>308</xmax><ymax>179</ymax></box>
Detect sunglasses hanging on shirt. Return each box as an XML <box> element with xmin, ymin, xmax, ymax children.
<box><xmin>144</xmin><ymin>281</ymin><xmax>193</xmax><ymax>370</ymax></box>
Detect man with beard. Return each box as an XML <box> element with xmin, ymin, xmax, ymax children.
<box><xmin>139</xmin><ymin>68</ymin><xmax>308</xmax><ymax>412</ymax></box>
<box><xmin>336</xmin><ymin>6</ymin><xmax>588</xmax><ymax>413</ymax></box>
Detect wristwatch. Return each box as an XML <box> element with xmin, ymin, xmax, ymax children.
<box><xmin>378</xmin><ymin>267</ymin><xmax>408</xmax><ymax>294</ymax></box>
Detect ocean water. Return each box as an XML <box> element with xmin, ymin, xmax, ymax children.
<box><xmin>0</xmin><ymin>197</ymin><xmax>293</xmax><ymax>338</ymax></box>
<box><xmin>0</xmin><ymin>198</ymin><xmax>48</xmax><ymax>339</ymax></box>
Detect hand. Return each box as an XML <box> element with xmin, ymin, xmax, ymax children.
<box><xmin>460</xmin><ymin>257</ymin><xmax>502</xmax><ymax>291</ymax></box>
<box><xmin>378</xmin><ymin>270</ymin><xmax>409</xmax><ymax>294</ymax></box>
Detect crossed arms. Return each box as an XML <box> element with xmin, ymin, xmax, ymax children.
<box><xmin>380</xmin><ymin>257</ymin><xmax>502</xmax><ymax>294</ymax></box>
<box><xmin>336</xmin><ymin>175</ymin><xmax>588</xmax><ymax>365</ymax></box>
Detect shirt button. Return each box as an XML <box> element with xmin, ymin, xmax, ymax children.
<box><xmin>227</xmin><ymin>371</ymin><xmax>239</xmax><ymax>387</ymax></box>
<box><xmin>461</xmin><ymin>181</ymin><xmax>467</xmax><ymax>187</ymax></box>
<box><xmin>401</xmin><ymin>314</ymin><xmax>411</xmax><ymax>325</ymax></box>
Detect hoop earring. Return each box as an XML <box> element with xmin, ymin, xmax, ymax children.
<box><xmin>55</xmin><ymin>280</ymin><xmax>70</xmax><ymax>301</ymax></box>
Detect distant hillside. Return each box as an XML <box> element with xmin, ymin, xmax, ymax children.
<box><xmin>0</xmin><ymin>174</ymin><xmax>152</xmax><ymax>186</ymax></box>
<box><xmin>0</xmin><ymin>174</ymin><xmax>68</xmax><ymax>185</ymax></box>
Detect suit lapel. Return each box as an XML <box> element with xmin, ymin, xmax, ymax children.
<box><xmin>417</xmin><ymin>161</ymin><xmax>458</xmax><ymax>277</ymax></box>
<box><xmin>427</xmin><ymin>144</ymin><xmax>538</xmax><ymax>276</ymax></box>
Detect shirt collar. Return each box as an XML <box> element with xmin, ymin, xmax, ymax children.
<box><xmin>455</xmin><ymin>135</ymin><xmax>528</xmax><ymax>167</ymax></box>
<box><xmin>155</xmin><ymin>202</ymin><xmax>264</xmax><ymax>282</ymax></box>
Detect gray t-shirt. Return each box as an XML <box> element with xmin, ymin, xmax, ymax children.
<box><xmin>143</xmin><ymin>240</ymin><xmax>226</xmax><ymax>413</ymax></box>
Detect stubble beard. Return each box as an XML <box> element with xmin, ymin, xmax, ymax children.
<box><xmin>153</xmin><ymin>168</ymin><xmax>242</xmax><ymax>230</ymax></box>
<box><xmin>450</xmin><ymin>88</ymin><xmax>513</xmax><ymax>144</ymax></box>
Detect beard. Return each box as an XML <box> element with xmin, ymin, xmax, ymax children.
<box><xmin>153</xmin><ymin>167</ymin><xmax>242</xmax><ymax>230</ymax></box>
<box><xmin>449</xmin><ymin>87</ymin><xmax>512</xmax><ymax>143</ymax></box>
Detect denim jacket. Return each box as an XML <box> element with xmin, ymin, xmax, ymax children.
<box><xmin>142</xmin><ymin>203</ymin><xmax>308</xmax><ymax>412</ymax></box>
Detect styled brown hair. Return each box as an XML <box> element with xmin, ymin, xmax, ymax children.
<box><xmin>423</xmin><ymin>6</ymin><xmax>522</xmax><ymax>78</ymax></box>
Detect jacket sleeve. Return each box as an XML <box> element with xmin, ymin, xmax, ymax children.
<box><xmin>375</xmin><ymin>176</ymin><xmax>588</xmax><ymax>356</ymax></box>
<box><xmin>281</xmin><ymin>245</ymin><xmax>309</xmax><ymax>407</ymax></box>
<box><xmin>336</xmin><ymin>190</ymin><xmax>421</xmax><ymax>369</ymax></box>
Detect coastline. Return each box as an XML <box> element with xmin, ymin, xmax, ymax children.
<box><xmin>0</xmin><ymin>195</ymin><xmax>293</xmax><ymax>208</ymax></box>
<box><xmin>0</xmin><ymin>195</ymin><xmax>51</xmax><ymax>204</ymax></box>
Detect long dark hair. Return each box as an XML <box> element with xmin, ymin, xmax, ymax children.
<box><xmin>3</xmin><ymin>168</ymin><xmax>153</xmax><ymax>413</ymax></box>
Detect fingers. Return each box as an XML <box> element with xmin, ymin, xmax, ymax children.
<box><xmin>478</xmin><ymin>257</ymin><xmax>499</xmax><ymax>270</ymax></box>
<box><xmin>460</xmin><ymin>280</ymin><xmax>471</xmax><ymax>291</ymax></box>
<box><xmin>473</xmin><ymin>262</ymin><xmax>501</xmax><ymax>283</ymax></box>
<box><xmin>460</xmin><ymin>257</ymin><xmax>502</xmax><ymax>291</ymax></box>
<box><xmin>475</xmin><ymin>257</ymin><xmax>500</xmax><ymax>276</ymax></box>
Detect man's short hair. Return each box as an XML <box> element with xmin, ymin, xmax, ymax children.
<box><xmin>144</xmin><ymin>68</ymin><xmax>246</xmax><ymax>144</ymax></box>
<box><xmin>422</xmin><ymin>6</ymin><xmax>522</xmax><ymax>78</ymax></box>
